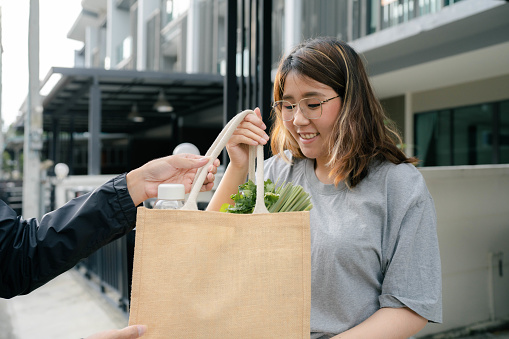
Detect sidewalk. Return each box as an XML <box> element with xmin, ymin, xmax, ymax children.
<box><xmin>1</xmin><ymin>268</ymin><xmax>508</xmax><ymax>339</ymax></box>
<box><xmin>0</xmin><ymin>269</ymin><xmax>128</xmax><ymax>339</ymax></box>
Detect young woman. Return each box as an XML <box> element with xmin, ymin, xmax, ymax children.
<box><xmin>208</xmin><ymin>37</ymin><xmax>442</xmax><ymax>338</ymax></box>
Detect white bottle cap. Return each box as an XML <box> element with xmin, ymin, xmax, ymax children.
<box><xmin>157</xmin><ymin>184</ymin><xmax>185</xmax><ymax>200</ymax></box>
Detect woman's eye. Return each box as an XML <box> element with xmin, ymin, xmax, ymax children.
<box><xmin>307</xmin><ymin>103</ymin><xmax>320</xmax><ymax>109</ymax></box>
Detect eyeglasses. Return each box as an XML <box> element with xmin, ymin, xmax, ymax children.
<box><xmin>272</xmin><ymin>95</ymin><xmax>340</xmax><ymax>121</ymax></box>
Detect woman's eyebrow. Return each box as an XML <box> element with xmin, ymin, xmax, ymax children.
<box><xmin>282</xmin><ymin>92</ymin><xmax>324</xmax><ymax>100</ymax></box>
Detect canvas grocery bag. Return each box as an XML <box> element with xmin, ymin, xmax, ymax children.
<box><xmin>128</xmin><ymin>110</ymin><xmax>311</xmax><ymax>338</ymax></box>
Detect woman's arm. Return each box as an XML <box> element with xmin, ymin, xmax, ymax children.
<box><xmin>332</xmin><ymin>307</ymin><xmax>427</xmax><ymax>339</ymax></box>
<box><xmin>207</xmin><ymin>108</ymin><xmax>269</xmax><ymax>211</ymax></box>
<box><xmin>206</xmin><ymin>161</ymin><xmax>250</xmax><ymax>211</ymax></box>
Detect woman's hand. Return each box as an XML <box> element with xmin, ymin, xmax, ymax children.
<box><xmin>226</xmin><ymin>108</ymin><xmax>269</xmax><ymax>171</ymax></box>
<box><xmin>205</xmin><ymin>108</ymin><xmax>268</xmax><ymax>212</ymax></box>
<box><xmin>126</xmin><ymin>154</ymin><xmax>220</xmax><ymax>206</ymax></box>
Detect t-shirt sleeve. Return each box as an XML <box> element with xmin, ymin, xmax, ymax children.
<box><xmin>379</xmin><ymin>165</ymin><xmax>443</xmax><ymax>323</ymax></box>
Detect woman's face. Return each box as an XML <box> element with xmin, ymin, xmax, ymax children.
<box><xmin>282</xmin><ymin>71</ymin><xmax>342</xmax><ymax>167</ymax></box>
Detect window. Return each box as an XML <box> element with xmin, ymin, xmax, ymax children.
<box><xmin>414</xmin><ymin>100</ymin><xmax>509</xmax><ymax>166</ymax></box>
<box><xmin>500</xmin><ymin>101</ymin><xmax>509</xmax><ymax>163</ymax></box>
<box><xmin>165</xmin><ymin>0</ymin><xmax>190</xmax><ymax>25</ymax></box>
<box><xmin>453</xmin><ymin>104</ymin><xmax>493</xmax><ymax>166</ymax></box>
<box><xmin>301</xmin><ymin>0</ymin><xmax>349</xmax><ymax>41</ymax></box>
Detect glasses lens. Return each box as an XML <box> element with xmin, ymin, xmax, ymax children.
<box><xmin>301</xmin><ymin>98</ymin><xmax>322</xmax><ymax>119</ymax></box>
<box><xmin>275</xmin><ymin>100</ymin><xmax>295</xmax><ymax>121</ymax></box>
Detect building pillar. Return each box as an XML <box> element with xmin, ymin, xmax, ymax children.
<box><xmin>85</xmin><ymin>26</ymin><xmax>98</xmax><ymax>68</ymax></box>
<box><xmin>186</xmin><ymin>0</ymin><xmax>200</xmax><ymax>73</ymax></box>
<box><xmin>23</xmin><ymin>0</ymin><xmax>42</xmax><ymax>218</ymax></box>
<box><xmin>106</xmin><ymin>0</ymin><xmax>130</xmax><ymax>69</ymax></box>
<box><xmin>404</xmin><ymin>92</ymin><xmax>414</xmax><ymax>157</ymax></box>
<box><xmin>137</xmin><ymin>0</ymin><xmax>160</xmax><ymax>71</ymax></box>
<box><xmin>284</xmin><ymin>0</ymin><xmax>302</xmax><ymax>55</ymax></box>
<box><xmin>88</xmin><ymin>76</ymin><xmax>101</xmax><ymax>175</ymax></box>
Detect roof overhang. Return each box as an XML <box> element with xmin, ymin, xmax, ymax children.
<box><xmin>67</xmin><ymin>10</ymin><xmax>102</xmax><ymax>42</ymax></box>
<box><xmin>39</xmin><ymin>67</ymin><xmax>224</xmax><ymax>135</ymax></box>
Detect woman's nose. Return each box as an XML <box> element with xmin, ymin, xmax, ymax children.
<box><xmin>292</xmin><ymin>105</ymin><xmax>310</xmax><ymax>126</ymax></box>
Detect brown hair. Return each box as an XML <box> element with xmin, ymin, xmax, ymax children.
<box><xmin>270</xmin><ymin>37</ymin><xmax>418</xmax><ymax>187</ymax></box>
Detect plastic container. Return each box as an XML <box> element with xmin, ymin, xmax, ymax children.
<box><xmin>153</xmin><ymin>184</ymin><xmax>185</xmax><ymax>210</ymax></box>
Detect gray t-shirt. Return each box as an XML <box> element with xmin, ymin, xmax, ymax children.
<box><xmin>263</xmin><ymin>153</ymin><xmax>442</xmax><ymax>338</ymax></box>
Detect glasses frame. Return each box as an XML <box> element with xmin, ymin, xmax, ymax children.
<box><xmin>273</xmin><ymin>95</ymin><xmax>340</xmax><ymax>121</ymax></box>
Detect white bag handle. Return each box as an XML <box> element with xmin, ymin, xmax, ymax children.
<box><xmin>182</xmin><ymin>110</ymin><xmax>269</xmax><ymax>214</ymax></box>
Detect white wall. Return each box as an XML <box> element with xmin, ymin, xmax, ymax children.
<box><xmin>106</xmin><ymin>0</ymin><xmax>130</xmax><ymax>68</ymax></box>
<box><xmin>413</xmin><ymin>74</ymin><xmax>509</xmax><ymax>114</ymax></box>
<box><xmin>136</xmin><ymin>0</ymin><xmax>160</xmax><ymax>70</ymax></box>
<box><xmin>417</xmin><ymin>165</ymin><xmax>509</xmax><ymax>336</ymax></box>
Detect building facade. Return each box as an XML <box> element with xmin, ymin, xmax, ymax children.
<box><xmin>68</xmin><ymin>0</ymin><xmax>509</xmax><ymax>168</ymax></box>
<box><xmin>3</xmin><ymin>0</ymin><xmax>508</xmax><ymax>336</ymax></box>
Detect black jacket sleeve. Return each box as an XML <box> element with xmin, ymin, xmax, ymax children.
<box><xmin>0</xmin><ymin>173</ymin><xmax>137</xmax><ymax>298</ymax></box>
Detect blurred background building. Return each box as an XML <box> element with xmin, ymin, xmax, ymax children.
<box><xmin>0</xmin><ymin>0</ymin><xmax>508</xmax><ymax>337</ymax></box>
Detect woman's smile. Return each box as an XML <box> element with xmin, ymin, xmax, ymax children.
<box><xmin>282</xmin><ymin>71</ymin><xmax>342</xmax><ymax>168</ymax></box>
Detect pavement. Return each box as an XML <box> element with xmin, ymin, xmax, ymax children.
<box><xmin>0</xmin><ymin>269</ymin><xmax>508</xmax><ymax>339</ymax></box>
<box><xmin>0</xmin><ymin>269</ymin><xmax>128</xmax><ymax>339</ymax></box>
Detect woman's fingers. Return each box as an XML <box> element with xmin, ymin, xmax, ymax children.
<box><xmin>201</xmin><ymin>172</ymin><xmax>217</xmax><ymax>192</ymax></box>
<box><xmin>231</xmin><ymin>110</ymin><xmax>269</xmax><ymax>146</ymax></box>
<box><xmin>254</xmin><ymin>107</ymin><xmax>264</xmax><ymax>123</ymax></box>
<box><xmin>208</xmin><ymin>161</ymin><xmax>219</xmax><ymax>174</ymax></box>
<box><xmin>231</xmin><ymin>129</ymin><xmax>268</xmax><ymax>146</ymax></box>
<box><xmin>244</xmin><ymin>109</ymin><xmax>267</xmax><ymax>131</ymax></box>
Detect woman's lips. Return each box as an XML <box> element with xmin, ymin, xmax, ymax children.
<box><xmin>298</xmin><ymin>132</ymin><xmax>319</xmax><ymax>143</ymax></box>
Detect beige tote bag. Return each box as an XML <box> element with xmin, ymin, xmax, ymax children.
<box><xmin>128</xmin><ymin>110</ymin><xmax>311</xmax><ymax>338</ymax></box>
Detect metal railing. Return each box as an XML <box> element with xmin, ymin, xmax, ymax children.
<box><xmin>77</xmin><ymin>231</ymin><xmax>134</xmax><ymax>313</ymax></box>
<box><xmin>0</xmin><ymin>180</ymin><xmax>23</xmax><ymax>215</ymax></box>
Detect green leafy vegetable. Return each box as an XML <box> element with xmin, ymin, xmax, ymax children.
<box><xmin>220</xmin><ymin>179</ymin><xmax>313</xmax><ymax>213</ymax></box>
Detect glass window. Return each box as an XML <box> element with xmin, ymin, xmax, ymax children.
<box><xmin>500</xmin><ymin>100</ymin><xmax>509</xmax><ymax>164</ymax></box>
<box><xmin>415</xmin><ymin>111</ymin><xmax>438</xmax><ymax>166</ymax></box>
<box><xmin>368</xmin><ymin>0</ymin><xmax>379</xmax><ymax>34</ymax></box>
<box><xmin>165</xmin><ymin>0</ymin><xmax>190</xmax><ymax>25</ymax></box>
<box><xmin>415</xmin><ymin>100</ymin><xmax>509</xmax><ymax>167</ymax></box>
<box><xmin>414</xmin><ymin>109</ymin><xmax>451</xmax><ymax>166</ymax></box>
<box><xmin>302</xmin><ymin>0</ymin><xmax>348</xmax><ymax>41</ymax></box>
<box><xmin>453</xmin><ymin>105</ymin><xmax>493</xmax><ymax>166</ymax></box>
<box><xmin>436</xmin><ymin>110</ymin><xmax>452</xmax><ymax>165</ymax></box>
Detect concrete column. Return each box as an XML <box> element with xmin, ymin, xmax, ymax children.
<box><xmin>88</xmin><ymin>77</ymin><xmax>101</xmax><ymax>175</ymax></box>
<box><xmin>85</xmin><ymin>26</ymin><xmax>98</xmax><ymax>68</ymax></box>
<box><xmin>136</xmin><ymin>0</ymin><xmax>160</xmax><ymax>70</ymax></box>
<box><xmin>186</xmin><ymin>0</ymin><xmax>200</xmax><ymax>73</ymax></box>
<box><xmin>404</xmin><ymin>92</ymin><xmax>414</xmax><ymax>157</ymax></box>
<box><xmin>51</xmin><ymin>117</ymin><xmax>60</xmax><ymax>164</ymax></box>
<box><xmin>106</xmin><ymin>0</ymin><xmax>114</xmax><ymax>69</ymax></box>
<box><xmin>23</xmin><ymin>0</ymin><xmax>42</xmax><ymax>218</ymax></box>
<box><xmin>284</xmin><ymin>0</ymin><xmax>302</xmax><ymax>55</ymax></box>
<box><xmin>106</xmin><ymin>0</ymin><xmax>130</xmax><ymax>69</ymax></box>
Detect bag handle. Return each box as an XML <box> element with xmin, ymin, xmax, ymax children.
<box><xmin>182</xmin><ymin>110</ymin><xmax>269</xmax><ymax>214</ymax></box>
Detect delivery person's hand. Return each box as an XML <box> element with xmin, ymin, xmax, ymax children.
<box><xmin>126</xmin><ymin>154</ymin><xmax>220</xmax><ymax>206</ymax></box>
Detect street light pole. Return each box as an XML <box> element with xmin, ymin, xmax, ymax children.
<box><xmin>23</xmin><ymin>0</ymin><xmax>42</xmax><ymax>218</ymax></box>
